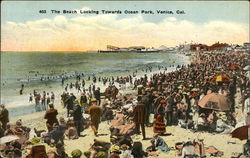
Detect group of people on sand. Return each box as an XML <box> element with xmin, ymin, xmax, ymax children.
<box><xmin>1</xmin><ymin>50</ymin><xmax>250</xmax><ymax>158</ymax></box>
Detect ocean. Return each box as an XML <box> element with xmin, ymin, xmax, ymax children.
<box><xmin>0</xmin><ymin>52</ymin><xmax>190</xmax><ymax>116</ymax></box>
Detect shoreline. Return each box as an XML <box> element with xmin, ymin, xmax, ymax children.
<box><xmin>4</xmin><ymin>53</ymin><xmax>190</xmax><ymax>117</ymax></box>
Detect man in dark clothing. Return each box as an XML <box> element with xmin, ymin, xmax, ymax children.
<box><xmin>134</xmin><ymin>96</ymin><xmax>146</xmax><ymax>139</ymax></box>
<box><xmin>94</xmin><ymin>87</ymin><xmax>101</xmax><ymax>105</ymax></box>
<box><xmin>80</xmin><ymin>93</ymin><xmax>88</xmax><ymax>106</ymax></box>
<box><xmin>104</xmin><ymin>86</ymin><xmax>112</xmax><ymax>100</ymax></box>
<box><xmin>141</xmin><ymin>92</ymin><xmax>150</xmax><ymax>127</ymax></box>
<box><xmin>49</xmin><ymin>124</ymin><xmax>64</xmax><ymax>145</ymax></box>
<box><xmin>61</xmin><ymin>92</ymin><xmax>68</xmax><ymax>108</ymax></box>
<box><xmin>65</xmin><ymin>93</ymin><xmax>76</xmax><ymax>117</ymax></box>
<box><xmin>42</xmin><ymin>91</ymin><xmax>46</xmax><ymax>110</ymax></box>
<box><xmin>44</xmin><ymin>103</ymin><xmax>59</xmax><ymax>132</ymax></box>
<box><xmin>0</xmin><ymin>104</ymin><xmax>9</xmax><ymax>130</ymax></box>
<box><xmin>111</xmin><ymin>85</ymin><xmax>119</xmax><ymax>101</ymax></box>
<box><xmin>165</xmin><ymin>94</ymin><xmax>174</xmax><ymax>126</ymax></box>
<box><xmin>72</xmin><ymin>104</ymin><xmax>83</xmax><ymax>136</ymax></box>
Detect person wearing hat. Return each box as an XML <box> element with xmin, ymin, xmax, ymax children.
<box><xmin>94</xmin><ymin>87</ymin><xmax>101</xmax><ymax>105</ymax></box>
<box><xmin>58</xmin><ymin>117</ymin><xmax>67</xmax><ymax>133</ymax></box>
<box><xmin>165</xmin><ymin>94</ymin><xmax>174</xmax><ymax>126</ymax></box>
<box><xmin>44</xmin><ymin>103</ymin><xmax>59</xmax><ymax>132</ymax></box>
<box><xmin>141</xmin><ymin>90</ymin><xmax>152</xmax><ymax>127</ymax></box>
<box><xmin>65</xmin><ymin>93</ymin><xmax>76</xmax><ymax>117</ymax></box>
<box><xmin>72</xmin><ymin>103</ymin><xmax>83</xmax><ymax>136</ymax></box>
<box><xmin>0</xmin><ymin>104</ymin><xmax>9</xmax><ymax>130</ymax></box>
<box><xmin>88</xmin><ymin>98</ymin><xmax>102</xmax><ymax>136</ymax></box>
<box><xmin>153</xmin><ymin>100</ymin><xmax>166</xmax><ymax>135</ymax></box>
<box><xmin>133</xmin><ymin>96</ymin><xmax>146</xmax><ymax>140</ymax></box>
<box><xmin>104</xmin><ymin>86</ymin><xmax>112</xmax><ymax>100</ymax></box>
<box><xmin>111</xmin><ymin>85</ymin><xmax>119</xmax><ymax>101</ymax></box>
<box><xmin>79</xmin><ymin>92</ymin><xmax>88</xmax><ymax>107</ymax></box>
<box><xmin>49</xmin><ymin>123</ymin><xmax>65</xmax><ymax>145</ymax></box>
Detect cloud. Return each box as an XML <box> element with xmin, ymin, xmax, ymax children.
<box><xmin>1</xmin><ymin>14</ymin><xmax>249</xmax><ymax>51</ymax></box>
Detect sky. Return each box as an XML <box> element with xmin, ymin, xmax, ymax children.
<box><xmin>1</xmin><ymin>1</ymin><xmax>249</xmax><ymax>52</ymax></box>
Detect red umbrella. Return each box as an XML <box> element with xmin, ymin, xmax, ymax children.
<box><xmin>231</xmin><ymin>125</ymin><xmax>249</xmax><ymax>140</ymax></box>
<box><xmin>228</xmin><ymin>65</ymin><xmax>240</xmax><ymax>70</ymax></box>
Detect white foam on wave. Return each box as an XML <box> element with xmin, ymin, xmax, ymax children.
<box><xmin>144</xmin><ymin>59</ymin><xmax>164</xmax><ymax>64</ymax></box>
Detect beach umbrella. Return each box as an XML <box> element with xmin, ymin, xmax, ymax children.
<box><xmin>210</xmin><ymin>74</ymin><xmax>231</xmax><ymax>83</ymax></box>
<box><xmin>228</xmin><ymin>65</ymin><xmax>240</xmax><ymax>70</ymax></box>
<box><xmin>0</xmin><ymin>135</ymin><xmax>19</xmax><ymax>144</ymax></box>
<box><xmin>231</xmin><ymin>125</ymin><xmax>249</xmax><ymax>140</ymax></box>
<box><xmin>198</xmin><ymin>93</ymin><xmax>231</xmax><ymax>111</ymax></box>
<box><xmin>243</xmin><ymin>65</ymin><xmax>250</xmax><ymax>71</ymax></box>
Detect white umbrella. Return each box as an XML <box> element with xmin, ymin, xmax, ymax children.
<box><xmin>243</xmin><ymin>65</ymin><xmax>250</xmax><ymax>71</ymax></box>
<box><xmin>0</xmin><ymin>135</ymin><xmax>19</xmax><ymax>144</ymax></box>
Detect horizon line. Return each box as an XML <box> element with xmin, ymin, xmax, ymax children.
<box><xmin>0</xmin><ymin>50</ymin><xmax>94</xmax><ymax>53</ymax></box>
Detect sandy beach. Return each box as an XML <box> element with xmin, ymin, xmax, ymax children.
<box><xmin>9</xmin><ymin>84</ymin><xmax>246</xmax><ymax>158</ymax></box>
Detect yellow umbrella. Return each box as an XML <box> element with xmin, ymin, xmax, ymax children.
<box><xmin>210</xmin><ymin>74</ymin><xmax>231</xmax><ymax>82</ymax></box>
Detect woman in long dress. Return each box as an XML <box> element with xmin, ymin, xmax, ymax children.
<box><xmin>153</xmin><ymin>100</ymin><xmax>166</xmax><ymax>134</ymax></box>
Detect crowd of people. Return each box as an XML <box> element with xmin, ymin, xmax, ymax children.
<box><xmin>28</xmin><ymin>90</ymin><xmax>55</xmax><ymax>111</ymax></box>
<box><xmin>0</xmin><ymin>50</ymin><xmax>250</xmax><ymax>158</ymax></box>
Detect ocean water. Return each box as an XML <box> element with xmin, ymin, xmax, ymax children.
<box><xmin>0</xmin><ymin>52</ymin><xmax>190</xmax><ymax>116</ymax></box>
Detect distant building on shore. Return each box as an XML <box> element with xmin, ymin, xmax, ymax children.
<box><xmin>99</xmin><ymin>45</ymin><xmax>159</xmax><ymax>53</ymax></box>
<box><xmin>190</xmin><ymin>42</ymin><xmax>229</xmax><ymax>51</ymax></box>
<box><xmin>190</xmin><ymin>44</ymin><xmax>209</xmax><ymax>51</ymax></box>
